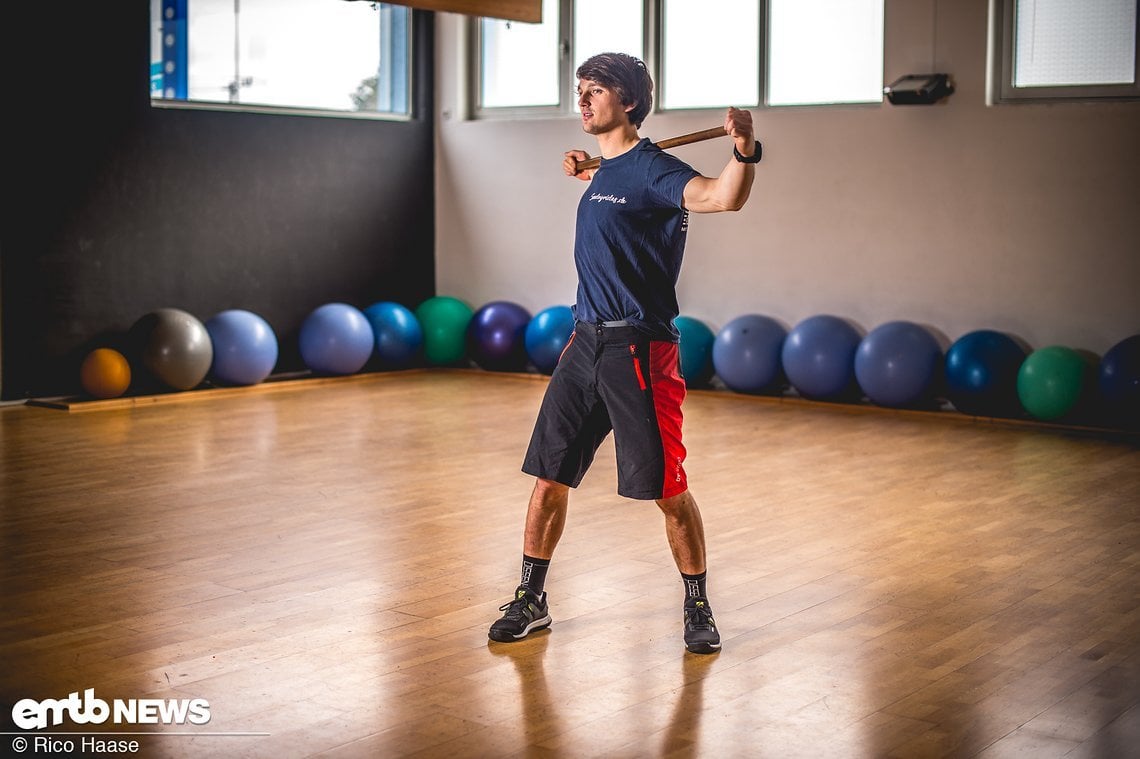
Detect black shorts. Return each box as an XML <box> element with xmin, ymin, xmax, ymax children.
<box><xmin>522</xmin><ymin>322</ymin><xmax>688</xmax><ymax>500</ymax></box>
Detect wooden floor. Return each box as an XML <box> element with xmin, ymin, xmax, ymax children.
<box><xmin>1</xmin><ymin>370</ymin><xmax>1138</xmax><ymax>758</ymax></box>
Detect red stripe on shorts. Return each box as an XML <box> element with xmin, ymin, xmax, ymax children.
<box><xmin>649</xmin><ymin>341</ymin><xmax>688</xmax><ymax>499</ymax></box>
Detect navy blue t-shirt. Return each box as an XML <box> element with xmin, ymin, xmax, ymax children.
<box><xmin>572</xmin><ymin>138</ymin><xmax>700</xmax><ymax>342</ymax></box>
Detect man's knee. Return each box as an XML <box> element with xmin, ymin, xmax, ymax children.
<box><xmin>656</xmin><ymin>488</ymin><xmax>695</xmax><ymax>515</ymax></box>
<box><xmin>533</xmin><ymin>477</ymin><xmax>570</xmax><ymax>503</ymax></box>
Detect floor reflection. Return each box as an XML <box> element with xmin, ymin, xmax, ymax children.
<box><xmin>487</xmin><ymin>631</ymin><xmax>562</xmax><ymax>754</ymax></box>
<box><xmin>660</xmin><ymin>652</ymin><xmax>717</xmax><ymax>756</ymax></box>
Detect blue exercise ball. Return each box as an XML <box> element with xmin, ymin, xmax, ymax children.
<box><xmin>675</xmin><ymin>315</ymin><xmax>716</xmax><ymax>387</ymax></box>
<box><xmin>363</xmin><ymin>301</ymin><xmax>422</xmax><ymax>369</ymax></box>
<box><xmin>1098</xmin><ymin>334</ymin><xmax>1140</xmax><ymax>424</ymax></box>
<box><xmin>712</xmin><ymin>314</ymin><xmax>786</xmax><ymax>394</ymax></box>
<box><xmin>781</xmin><ymin>315</ymin><xmax>861</xmax><ymax>400</ymax></box>
<box><xmin>299</xmin><ymin>303</ymin><xmax>374</xmax><ymax>375</ymax></box>
<box><xmin>855</xmin><ymin>321</ymin><xmax>943</xmax><ymax>408</ymax></box>
<box><xmin>205</xmin><ymin>309</ymin><xmax>279</xmax><ymax>386</ymax></box>
<box><xmin>467</xmin><ymin>301</ymin><xmax>533</xmax><ymax>372</ymax></box>
<box><xmin>944</xmin><ymin>330</ymin><xmax>1026</xmax><ymax>417</ymax></box>
<box><xmin>525</xmin><ymin>305</ymin><xmax>575</xmax><ymax>374</ymax></box>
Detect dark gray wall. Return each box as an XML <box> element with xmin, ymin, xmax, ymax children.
<box><xmin>1</xmin><ymin>3</ymin><xmax>436</xmax><ymax>399</ymax></box>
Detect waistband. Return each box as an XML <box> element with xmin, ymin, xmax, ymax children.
<box><xmin>574</xmin><ymin>319</ymin><xmax>678</xmax><ymax>343</ymax></box>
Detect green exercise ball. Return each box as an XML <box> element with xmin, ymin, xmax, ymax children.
<box><xmin>1017</xmin><ymin>345</ymin><xmax>1089</xmax><ymax>421</ymax></box>
<box><xmin>415</xmin><ymin>296</ymin><xmax>474</xmax><ymax>365</ymax></box>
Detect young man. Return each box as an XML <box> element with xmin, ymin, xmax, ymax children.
<box><xmin>489</xmin><ymin>53</ymin><xmax>759</xmax><ymax>654</ymax></box>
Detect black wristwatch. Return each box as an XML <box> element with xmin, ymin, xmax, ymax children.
<box><xmin>733</xmin><ymin>141</ymin><xmax>762</xmax><ymax>164</ymax></box>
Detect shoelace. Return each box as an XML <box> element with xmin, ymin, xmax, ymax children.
<box><xmin>499</xmin><ymin>594</ymin><xmax>534</xmax><ymax>621</ymax></box>
<box><xmin>685</xmin><ymin>605</ymin><xmax>715</xmax><ymax>630</ymax></box>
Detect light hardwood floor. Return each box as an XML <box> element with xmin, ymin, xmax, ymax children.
<box><xmin>1</xmin><ymin>370</ymin><xmax>1137</xmax><ymax>758</ymax></box>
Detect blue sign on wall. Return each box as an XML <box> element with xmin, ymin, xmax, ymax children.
<box><xmin>159</xmin><ymin>0</ymin><xmax>188</xmax><ymax>99</ymax></box>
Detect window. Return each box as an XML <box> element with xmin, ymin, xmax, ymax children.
<box><xmin>472</xmin><ymin>0</ymin><xmax>887</xmax><ymax>116</ymax></box>
<box><xmin>661</xmin><ymin>0</ymin><xmax>760</xmax><ymax>109</ymax></box>
<box><xmin>575</xmin><ymin>0</ymin><xmax>644</xmax><ymax>63</ymax></box>
<box><xmin>993</xmin><ymin>0</ymin><xmax>1139</xmax><ymax>101</ymax></box>
<box><xmin>475</xmin><ymin>0</ymin><xmax>643</xmax><ymax>116</ymax></box>
<box><xmin>767</xmin><ymin>0</ymin><xmax>884</xmax><ymax>106</ymax></box>
<box><xmin>150</xmin><ymin>0</ymin><xmax>412</xmax><ymax>118</ymax></box>
<box><xmin>479</xmin><ymin>0</ymin><xmax>562</xmax><ymax>109</ymax></box>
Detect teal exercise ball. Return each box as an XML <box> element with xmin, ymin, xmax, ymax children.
<box><xmin>1017</xmin><ymin>345</ymin><xmax>1090</xmax><ymax>421</ymax></box>
<box><xmin>415</xmin><ymin>296</ymin><xmax>474</xmax><ymax>366</ymax></box>
<box><xmin>675</xmin><ymin>315</ymin><xmax>715</xmax><ymax>387</ymax></box>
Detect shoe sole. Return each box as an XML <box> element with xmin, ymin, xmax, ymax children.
<box><xmin>488</xmin><ymin>614</ymin><xmax>552</xmax><ymax>643</ymax></box>
<box><xmin>685</xmin><ymin>641</ymin><xmax>721</xmax><ymax>655</ymax></box>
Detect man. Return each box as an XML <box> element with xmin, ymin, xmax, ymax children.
<box><xmin>489</xmin><ymin>52</ymin><xmax>759</xmax><ymax>654</ymax></box>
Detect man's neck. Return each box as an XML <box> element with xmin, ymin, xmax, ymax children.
<box><xmin>594</xmin><ymin>124</ymin><xmax>641</xmax><ymax>160</ymax></box>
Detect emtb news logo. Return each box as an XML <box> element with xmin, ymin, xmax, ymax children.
<box><xmin>11</xmin><ymin>689</ymin><xmax>210</xmax><ymax>730</ymax></box>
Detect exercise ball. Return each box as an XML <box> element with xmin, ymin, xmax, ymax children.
<box><xmin>80</xmin><ymin>348</ymin><xmax>131</xmax><ymax>399</ymax></box>
<box><xmin>711</xmin><ymin>314</ymin><xmax>786</xmax><ymax>394</ymax></box>
<box><xmin>298</xmin><ymin>303</ymin><xmax>374</xmax><ymax>376</ymax></box>
<box><xmin>525</xmin><ymin>305</ymin><xmax>575</xmax><ymax>374</ymax></box>
<box><xmin>675</xmin><ymin>315</ymin><xmax>715</xmax><ymax>387</ymax></box>
<box><xmin>781</xmin><ymin>315</ymin><xmax>861</xmax><ymax>400</ymax></box>
<box><xmin>130</xmin><ymin>308</ymin><xmax>214</xmax><ymax>391</ymax></box>
<box><xmin>415</xmin><ymin>296</ymin><xmax>474</xmax><ymax>366</ymax></box>
<box><xmin>205</xmin><ymin>309</ymin><xmax>278</xmax><ymax>386</ymax></box>
<box><xmin>467</xmin><ymin>300</ymin><xmax>533</xmax><ymax>372</ymax></box>
<box><xmin>1017</xmin><ymin>345</ymin><xmax>1090</xmax><ymax>421</ymax></box>
<box><xmin>1098</xmin><ymin>334</ymin><xmax>1140</xmax><ymax>423</ymax></box>
<box><xmin>855</xmin><ymin>321</ymin><xmax>943</xmax><ymax>408</ymax></box>
<box><xmin>944</xmin><ymin>330</ymin><xmax>1026</xmax><ymax>417</ymax></box>
<box><xmin>363</xmin><ymin>301</ymin><xmax>423</xmax><ymax>369</ymax></box>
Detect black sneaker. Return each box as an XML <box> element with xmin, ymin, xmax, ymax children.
<box><xmin>488</xmin><ymin>585</ymin><xmax>552</xmax><ymax>643</ymax></box>
<box><xmin>683</xmin><ymin>597</ymin><xmax>721</xmax><ymax>654</ymax></box>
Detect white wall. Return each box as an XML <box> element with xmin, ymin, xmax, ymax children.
<box><xmin>434</xmin><ymin>0</ymin><xmax>1140</xmax><ymax>355</ymax></box>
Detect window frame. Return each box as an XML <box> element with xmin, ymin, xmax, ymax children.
<box><xmin>470</xmin><ymin>0</ymin><xmax>892</xmax><ymax>119</ymax></box>
<box><xmin>469</xmin><ymin>0</ymin><xmax>572</xmax><ymax>119</ymax></box>
<box><xmin>471</xmin><ymin>0</ymin><xmax>656</xmax><ymax>119</ymax></box>
<box><xmin>991</xmin><ymin>0</ymin><xmax>1140</xmax><ymax>103</ymax></box>
<box><xmin>149</xmin><ymin>0</ymin><xmax>416</xmax><ymax>122</ymax></box>
<box><xmin>763</xmin><ymin>0</ymin><xmax>884</xmax><ymax>107</ymax></box>
<box><xmin>655</xmin><ymin>0</ymin><xmax>763</xmax><ymax>113</ymax></box>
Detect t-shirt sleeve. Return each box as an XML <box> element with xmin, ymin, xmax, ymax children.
<box><xmin>646</xmin><ymin>152</ymin><xmax>701</xmax><ymax>209</ymax></box>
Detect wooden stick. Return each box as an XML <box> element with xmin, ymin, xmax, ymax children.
<box><xmin>575</xmin><ymin>125</ymin><xmax>728</xmax><ymax>171</ymax></box>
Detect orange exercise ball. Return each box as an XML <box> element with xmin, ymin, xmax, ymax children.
<box><xmin>80</xmin><ymin>348</ymin><xmax>132</xmax><ymax>399</ymax></box>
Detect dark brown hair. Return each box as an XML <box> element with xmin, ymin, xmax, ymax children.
<box><xmin>576</xmin><ymin>52</ymin><xmax>653</xmax><ymax>128</ymax></box>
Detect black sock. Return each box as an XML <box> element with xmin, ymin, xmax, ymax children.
<box><xmin>681</xmin><ymin>571</ymin><xmax>707</xmax><ymax>602</ymax></box>
<box><xmin>521</xmin><ymin>555</ymin><xmax>550</xmax><ymax>595</ymax></box>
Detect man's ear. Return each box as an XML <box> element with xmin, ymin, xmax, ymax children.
<box><xmin>624</xmin><ymin>102</ymin><xmax>636</xmax><ymax>114</ymax></box>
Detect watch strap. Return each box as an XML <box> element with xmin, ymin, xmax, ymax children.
<box><xmin>733</xmin><ymin>141</ymin><xmax>762</xmax><ymax>164</ymax></box>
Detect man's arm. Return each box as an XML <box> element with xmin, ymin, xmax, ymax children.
<box><xmin>682</xmin><ymin>107</ymin><xmax>757</xmax><ymax>213</ymax></box>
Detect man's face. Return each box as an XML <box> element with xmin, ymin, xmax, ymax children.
<box><xmin>577</xmin><ymin>79</ymin><xmax>633</xmax><ymax>135</ymax></box>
